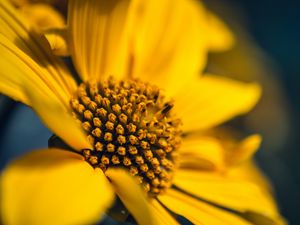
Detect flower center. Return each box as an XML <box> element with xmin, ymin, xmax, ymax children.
<box><xmin>70</xmin><ymin>78</ymin><xmax>182</xmax><ymax>196</ymax></box>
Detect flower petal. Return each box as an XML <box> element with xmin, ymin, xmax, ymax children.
<box><xmin>0</xmin><ymin>0</ymin><xmax>77</xmax><ymax>96</ymax></box>
<box><xmin>25</xmin><ymin>86</ymin><xmax>91</xmax><ymax>151</ymax></box>
<box><xmin>19</xmin><ymin>3</ymin><xmax>65</xmax><ymax>30</ymax></box>
<box><xmin>242</xmin><ymin>211</ymin><xmax>287</xmax><ymax>225</ymax></box>
<box><xmin>68</xmin><ymin>0</ymin><xmax>209</xmax><ymax>96</ymax></box>
<box><xmin>159</xmin><ymin>189</ymin><xmax>252</xmax><ymax>225</ymax></box>
<box><xmin>174</xmin><ymin>74</ymin><xmax>261</xmax><ymax>132</ymax></box>
<box><xmin>224</xmin><ymin>135</ymin><xmax>262</xmax><ymax>167</ymax></box>
<box><xmin>0</xmin><ymin>34</ymin><xmax>90</xmax><ymax>150</ymax></box>
<box><xmin>227</xmin><ymin>160</ymin><xmax>273</xmax><ymax>194</ymax></box>
<box><xmin>1</xmin><ymin>149</ymin><xmax>114</xmax><ymax>225</ymax></box>
<box><xmin>105</xmin><ymin>169</ymin><xmax>178</xmax><ymax>225</ymax></box>
<box><xmin>205</xmin><ymin>10</ymin><xmax>235</xmax><ymax>52</ymax></box>
<box><xmin>149</xmin><ymin>200</ymin><xmax>179</xmax><ymax>225</ymax></box>
<box><xmin>44</xmin><ymin>27</ymin><xmax>69</xmax><ymax>56</ymax></box>
<box><xmin>105</xmin><ymin>169</ymin><xmax>154</xmax><ymax>225</ymax></box>
<box><xmin>199</xmin><ymin>129</ymin><xmax>262</xmax><ymax>168</ymax></box>
<box><xmin>131</xmin><ymin>0</ymin><xmax>208</xmax><ymax>96</ymax></box>
<box><xmin>178</xmin><ymin>136</ymin><xmax>225</xmax><ymax>171</ymax></box>
<box><xmin>0</xmin><ymin>34</ymin><xmax>69</xmax><ymax>106</ymax></box>
<box><xmin>68</xmin><ymin>0</ymin><xmax>132</xmax><ymax>81</ymax></box>
<box><xmin>0</xmin><ymin>6</ymin><xmax>90</xmax><ymax>150</ymax></box>
<box><xmin>174</xmin><ymin>169</ymin><xmax>280</xmax><ymax>220</ymax></box>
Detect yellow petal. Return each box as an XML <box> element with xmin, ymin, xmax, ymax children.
<box><xmin>149</xmin><ymin>200</ymin><xmax>179</xmax><ymax>225</ymax></box>
<box><xmin>159</xmin><ymin>189</ymin><xmax>252</xmax><ymax>225</ymax></box>
<box><xmin>0</xmin><ymin>78</ymin><xmax>28</xmax><ymax>105</ymax></box>
<box><xmin>0</xmin><ymin>34</ymin><xmax>69</xmax><ymax>106</ymax></box>
<box><xmin>0</xmin><ymin>0</ymin><xmax>77</xmax><ymax>95</ymax></box>
<box><xmin>225</xmin><ymin>135</ymin><xmax>262</xmax><ymax>167</ymax></box>
<box><xmin>228</xmin><ymin>160</ymin><xmax>274</xmax><ymax>198</ymax></box>
<box><xmin>174</xmin><ymin>169</ymin><xmax>280</xmax><ymax>220</ymax></box>
<box><xmin>44</xmin><ymin>27</ymin><xmax>69</xmax><ymax>56</ymax></box>
<box><xmin>105</xmin><ymin>169</ymin><xmax>154</xmax><ymax>225</ymax></box>
<box><xmin>20</xmin><ymin>3</ymin><xmax>65</xmax><ymax>30</ymax></box>
<box><xmin>1</xmin><ymin>149</ymin><xmax>114</xmax><ymax>225</ymax></box>
<box><xmin>174</xmin><ymin>74</ymin><xmax>261</xmax><ymax>132</ymax></box>
<box><xmin>205</xmin><ymin>10</ymin><xmax>235</xmax><ymax>52</ymax></box>
<box><xmin>178</xmin><ymin>136</ymin><xmax>225</xmax><ymax>171</ymax></box>
<box><xmin>25</xmin><ymin>86</ymin><xmax>91</xmax><ymax>151</ymax></box>
<box><xmin>68</xmin><ymin>0</ymin><xmax>208</xmax><ymax>95</ymax></box>
<box><xmin>0</xmin><ymin>34</ymin><xmax>89</xmax><ymax>151</ymax></box>
<box><xmin>131</xmin><ymin>0</ymin><xmax>208</xmax><ymax>96</ymax></box>
<box><xmin>242</xmin><ymin>211</ymin><xmax>287</xmax><ymax>225</ymax></box>
<box><xmin>105</xmin><ymin>169</ymin><xmax>178</xmax><ymax>225</ymax></box>
<box><xmin>200</xmin><ymin>129</ymin><xmax>262</xmax><ymax>167</ymax></box>
<box><xmin>68</xmin><ymin>0</ymin><xmax>132</xmax><ymax>81</ymax></box>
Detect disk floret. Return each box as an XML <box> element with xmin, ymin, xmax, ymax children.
<box><xmin>70</xmin><ymin>78</ymin><xmax>182</xmax><ymax>196</ymax></box>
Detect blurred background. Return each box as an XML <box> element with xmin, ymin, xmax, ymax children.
<box><xmin>0</xmin><ymin>0</ymin><xmax>299</xmax><ymax>224</ymax></box>
<box><xmin>207</xmin><ymin>0</ymin><xmax>300</xmax><ymax>224</ymax></box>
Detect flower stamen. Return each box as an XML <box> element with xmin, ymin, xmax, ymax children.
<box><xmin>70</xmin><ymin>77</ymin><xmax>182</xmax><ymax>196</ymax></box>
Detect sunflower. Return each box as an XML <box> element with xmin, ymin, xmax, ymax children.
<box><xmin>0</xmin><ymin>0</ymin><xmax>285</xmax><ymax>225</ymax></box>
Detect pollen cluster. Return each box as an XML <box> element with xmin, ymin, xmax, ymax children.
<box><xmin>70</xmin><ymin>78</ymin><xmax>182</xmax><ymax>196</ymax></box>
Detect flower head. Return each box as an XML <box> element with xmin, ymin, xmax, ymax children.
<box><xmin>0</xmin><ymin>0</ymin><xmax>285</xmax><ymax>224</ymax></box>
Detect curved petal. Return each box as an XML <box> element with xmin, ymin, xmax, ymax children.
<box><xmin>44</xmin><ymin>27</ymin><xmax>69</xmax><ymax>56</ymax></box>
<box><xmin>200</xmin><ymin>129</ymin><xmax>262</xmax><ymax>168</ymax></box>
<box><xmin>1</xmin><ymin>149</ymin><xmax>114</xmax><ymax>225</ymax></box>
<box><xmin>19</xmin><ymin>3</ymin><xmax>65</xmax><ymax>30</ymax></box>
<box><xmin>159</xmin><ymin>189</ymin><xmax>252</xmax><ymax>225</ymax></box>
<box><xmin>179</xmin><ymin>134</ymin><xmax>261</xmax><ymax>172</ymax></box>
<box><xmin>178</xmin><ymin>136</ymin><xmax>225</xmax><ymax>171</ymax></box>
<box><xmin>173</xmin><ymin>169</ymin><xmax>280</xmax><ymax>220</ymax></box>
<box><xmin>174</xmin><ymin>74</ymin><xmax>261</xmax><ymax>132</ymax></box>
<box><xmin>0</xmin><ymin>0</ymin><xmax>77</xmax><ymax>96</ymax></box>
<box><xmin>130</xmin><ymin>0</ymin><xmax>208</xmax><ymax>96</ymax></box>
<box><xmin>205</xmin><ymin>10</ymin><xmax>235</xmax><ymax>52</ymax></box>
<box><xmin>224</xmin><ymin>135</ymin><xmax>262</xmax><ymax>167</ymax></box>
<box><xmin>68</xmin><ymin>0</ymin><xmax>133</xmax><ymax>81</ymax></box>
<box><xmin>106</xmin><ymin>169</ymin><xmax>178</xmax><ymax>225</ymax></box>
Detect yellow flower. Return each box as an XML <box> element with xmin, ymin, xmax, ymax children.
<box><xmin>0</xmin><ymin>0</ymin><xmax>285</xmax><ymax>225</ymax></box>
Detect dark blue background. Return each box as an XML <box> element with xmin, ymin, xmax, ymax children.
<box><xmin>231</xmin><ymin>1</ymin><xmax>300</xmax><ymax>224</ymax></box>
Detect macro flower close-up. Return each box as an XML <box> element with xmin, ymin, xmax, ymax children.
<box><xmin>0</xmin><ymin>0</ymin><xmax>289</xmax><ymax>225</ymax></box>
